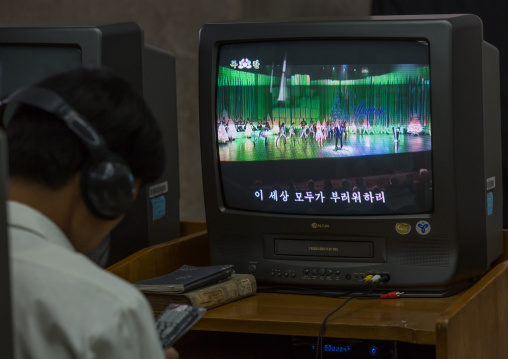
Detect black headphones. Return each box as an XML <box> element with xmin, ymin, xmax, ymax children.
<box><xmin>0</xmin><ymin>86</ymin><xmax>136</xmax><ymax>220</ymax></box>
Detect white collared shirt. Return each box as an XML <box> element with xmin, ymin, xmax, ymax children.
<box><xmin>8</xmin><ymin>201</ymin><xmax>165</xmax><ymax>359</ymax></box>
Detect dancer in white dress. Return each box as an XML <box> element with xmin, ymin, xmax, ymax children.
<box><xmin>300</xmin><ymin>119</ymin><xmax>309</xmax><ymax>140</ymax></box>
<box><xmin>276</xmin><ymin>122</ymin><xmax>287</xmax><ymax>147</ymax></box>
<box><xmin>245</xmin><ymin>121</ymin><xmax>253</xmax><ymax>138</ymax></box>
<box><xmin>288</xmin><ymin>123</ymin><xmax>296</xmax><ymax>145</ymax></box>
<box><xmin>315</xmin><ymin>120</ymin><xmax>324</xmax><ymax>147</ymax></box>
<box><xmin>309</xmin><ymin>120</ymin><xmax>316</xmax><ymax>139</ymax></box>
<box><xmin>217</xmin><ymin>120</ymin><xmax>229</xmax><ymax>143</ymax></box>
<box><xmin>227</xmin><ymin>119</ymin><xmax>237</xmax><ymax>140</ymax></box>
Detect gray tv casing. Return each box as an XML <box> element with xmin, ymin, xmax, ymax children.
<box><xmin>0</xmin><ymin>23</ymin><xmax>180</xmax><ymax>263</ymax></box>
<box><xmin>199</xmin><ymin>15</ymin><xmax>503</xmax><ymax>296</ymax></box>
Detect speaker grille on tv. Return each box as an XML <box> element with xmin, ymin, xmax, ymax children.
<box><xmin>395</xmin><ymin>237</ymin><xmax>450</xmax><ymax>267</ymax></box>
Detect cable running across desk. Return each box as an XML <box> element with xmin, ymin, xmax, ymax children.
<box><xmin>315</xmin><ymin>278</ymin><xmax>385</xmax><ymax>359</ymax></box>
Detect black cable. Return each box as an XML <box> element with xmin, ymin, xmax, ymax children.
<box><xmin>314</xmin><ymin>283</ymin><xmax>380</xmax><ymax>359</ymax></box>
<box><xmin>315</xmin><ymin>296</ymin><xmax>355</xmax><ymax>359</ymax></box>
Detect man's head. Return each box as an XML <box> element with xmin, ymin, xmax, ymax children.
<box><xmin>4</xmin><ymin>66</ymin><xmax>165</xmax><ymax>251</ymax></box>
<box><xmin>5</xmin><ymin>66</ymin><xmax>164</xmax><ymax>189</ymax></box>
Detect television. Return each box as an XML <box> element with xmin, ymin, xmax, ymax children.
<box><xmin>198</xmin><ymin>14</ymin><xmax>503</xmax><ymax>297</ymax></box>
<box><xmin>0</xmin><ymin>23</ymin><xmax>180</xmax><ymax>265</ymax></box>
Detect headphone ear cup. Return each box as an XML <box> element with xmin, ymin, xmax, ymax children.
<box><xmin>81</xmin><ymin>159</ymin><xmax>136</xmax><ymax>219</ymax></box>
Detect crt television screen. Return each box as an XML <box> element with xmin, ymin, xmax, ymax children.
<box><xmin>215</xmin><ymin>40</ymin><xmax>432</xmax><ymax>216</ymax></box>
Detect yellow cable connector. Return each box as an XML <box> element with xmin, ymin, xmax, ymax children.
<box><xmin>363</xmin><ymin>274</ymin><xmax>374</xmax><ymax>282</ymax></box>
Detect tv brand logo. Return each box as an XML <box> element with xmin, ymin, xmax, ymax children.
<box><xmin>312</xmin><ymin>223</ymin><xmax>330</xmax><ymax>229</ymax></box>
<box><xmin>395</xmin><ymin>223</ymin><xmax>411</xmax><ymax>235</ymax></box>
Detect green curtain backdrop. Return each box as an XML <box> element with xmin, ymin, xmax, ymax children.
<box><xmin>217</xmin><ymin>66</ymin><xmax>430</xmax><ymax>130</ymax></box>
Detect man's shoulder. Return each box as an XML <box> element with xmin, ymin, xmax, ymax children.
<box><xmin>12</xmin><ymin>239</ymin><xmax>147</xmax><ymax>309</ymax></box>
<box><xmin>11</xmin><ymin>242</ymin><xmax>163</xmax><ymax>359</ymax></box>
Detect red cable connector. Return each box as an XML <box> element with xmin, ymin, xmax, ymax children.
<box><xmin>380</xmin><ymin>291</ymin><xmax>404</xmax><ymax>299</ymax></box>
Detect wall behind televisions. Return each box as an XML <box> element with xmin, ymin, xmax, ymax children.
<box><xmin>0</xmin><ymin>0</ymin><xmax>372</xmax><ymax>222</ymax></box>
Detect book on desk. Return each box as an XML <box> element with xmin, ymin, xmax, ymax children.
<box><xmin>135</xmin><ymin>265</ymin><xmax>257</xmax><ymax>314</ymax></box>
<box><xmin>135</xmin><ymin>264</ymin><xmax>235</xmax><ymax>293</ymax></box>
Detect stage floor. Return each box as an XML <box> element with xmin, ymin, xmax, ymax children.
<box><xmin>218</xmin><ymin>132</ymin><xmax>431</xmax><ymax>162</ymax></box>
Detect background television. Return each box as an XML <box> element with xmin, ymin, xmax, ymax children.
<box><xmin>199</xmin><ymin>14</ymin><xmax>503</xmax><ymax>297</ymax></box>
<box><xmin>0</xmin><ymin>23</ymin><xmax>180</xmax><ymax>265</ymax></box>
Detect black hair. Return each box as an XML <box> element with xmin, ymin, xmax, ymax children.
<box><xmin>6</xmin><ymin>66</ymin><xmax>164</xmax><ymax>189</ymax></box>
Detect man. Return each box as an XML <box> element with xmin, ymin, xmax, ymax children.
<box><xmin>4</xmin><ymin>67</ymin><xmax>178</xmax><ymax>358</ymax></box>
<box><xmin>333</xmin><ymin>121</ymin><xmax>344</xmax><ymax>151</ymax></box>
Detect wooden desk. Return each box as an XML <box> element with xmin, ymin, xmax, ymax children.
<box><xmin>108</xmin><ymin>225</ymin><xmax>508</xmax><ymax>359</ymax></box>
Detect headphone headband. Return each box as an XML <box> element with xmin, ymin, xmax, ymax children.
<box><xmin>1</xmin><ymin>87</ymin><xmax>107</xmax><ymax>161</ymax></box>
